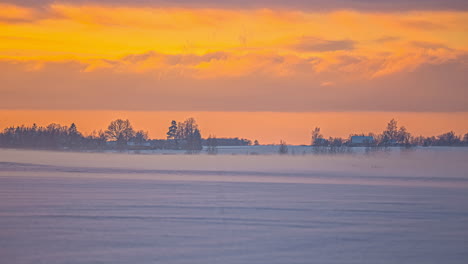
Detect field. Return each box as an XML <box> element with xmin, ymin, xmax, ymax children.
<box><xmin>1</xmin><ymin>148</ymin><xmax>467</xmax><ymax>264</ymax></box>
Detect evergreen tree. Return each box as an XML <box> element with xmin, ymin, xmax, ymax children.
<box><xmin>68</xmin><ymin>123</ymin><xmax>81</xmax><ymax>149</ymax></box>
<box><xmin>133</xmin><ymin>130</ymin><xmax>148</xmax><ymax>145</ymax></box>
<box><xmin>190</xmin><ymin>129</ymin><xmax>203</xmax><ymax>152</ymax></box>
<box><xmin>167</xmin><ymin>120</ymin><xmax>178</xmax><ymax>140</ymax></box>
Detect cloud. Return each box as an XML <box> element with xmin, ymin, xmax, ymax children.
<box><xmin>0</xmin><ymin>3</ymin><xmax>40</xmax><ymax>23</ymax></box>
<box><xmin>400</xmin><ymin>19</ymin><xmax>447</xmax><ymax>30</ymax></box>
<box><xmin>375</xmin><ymin>36</ymin><xmax>400</xmax><ymax>43</ymax></box>
<box><xmin>1</xmin><ymin>53</ymin><xmax>466</xmax><ymax>112</ymax></box>
<box><xmin>320</xmin><ymin>81</ymin><xmax>335</xmax><ymax>87</ymax></box>
<box><xmin>292</xmin><ymin>37</ymin><xmax>355</xmax><ymax>52</ymax></box>
<box><xmin>83</xmin><ymin>51</ymin><xmax>233</xmax><ymax>75</ymax></box>
<box><xmin>7</xmin><ymin>42</ymin><xmax>463</xmax><ymax>81</ymax></box>
<box><xmin>411</xmin><ymin>41</ymin><xmax>452</xmax><ymax>50</ymax></box>
<box><xmin>4</xmin><ymin>0</ymin><xmax>468</xmax><ymax>11</ymax></box>
<box><xmin>0</xmin><ymin>3</ymin><xmax>467</xmax><ymax>113</ymax></box>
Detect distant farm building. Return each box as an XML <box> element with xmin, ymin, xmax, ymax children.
<box><xmin>350</xmin><ymin>136</ymin><xmax>374</xmax><ymax>145</ymax></box>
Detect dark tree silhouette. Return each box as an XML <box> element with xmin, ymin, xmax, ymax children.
<box><xmin>397</xmin><ymin>126</ymin><xmax>411</xmax><ymax>146</ymax></box>
<box><xmin>206</xmin><ymin>135</ymin><xmax>218</xmax><ymax>154</ymax></box>
<box><xmin>0</xmin><ymin>123</ymin><xmax>107</xmax><ymax>150</ymax></box>
<box><xmin>133</xmin><ymin>130</ymin><xmax>148</xmax><ymax>145</ymax></box>
<box><xmin>278</xmin><ymin>140</ymin><xmax>288</xmax><ymax>155</ymax></box>
<box><xmin>311</xmin><ymin>127</ymin><xmax>323</xmax><ymax>146</ymax></box>
<box><xmin>176</xmin><ymin>118</ymin><xmax>203</xmax><ymax>152</ymax></box>
<box><xmin>382</xmin><ymin>119</ymin><xmax>399</xmax><ymax>145</ymax></box>
<box><xmin>167</xmin><ymin>120</ymin><xmax>177</xmax><ymax>140</ymax></box>
<box><xmin>105</xmin><ymin>119</ymin><xmax>135</xmax><ymax>146</ymax></box>
<box><xmin>68</xmin><ymin>123</ymin><xmax>81</xmax><ymax>149</ymax></box>
<box><xmin>436</xmin><ymin>131</ymin><xmax>460</xmax><ymax>146</ymax></box>
<box><xmin>189</xmin><ymin>127</ymin><xmax>203</xmax><ymax>153</ymax></box>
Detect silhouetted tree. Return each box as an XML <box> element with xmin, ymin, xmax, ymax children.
<box><xmin>67</xmin><ymin>123</ymin><xmax>81</xmax><ymax>149</ymax></box>
<box><xmin>397</xmin><ymin>126</ymin><xmax>411</xmax><ymax>146</ymax></box>
<box><xmin>46</xmin><ymin>123</ymin><xmax>68</xmax><ymax>148</ymax></box>
<box><xmin>329</xmin><ymin>137</ymin><xmax>344</xmax><ymax>147</ymax></box>
<box><xmin>436</xmin><ymin>131</ymin><xmax>460</xmax><ymax>146</ymax></box>
<box><xmin>424</xmin><ymin>136</ymin><xmax>437</xmax><ymax>146</ymax></box>
<box><xmin>105</xmin><ymin>119</ymin><xmax>135</xmax><ymax>147</ymax></box>
<box><xmin>133</xmin><ymin>130</ymin><xmax>148</xmax><ymax>145</ymax></box>
<box><xmin>177</xmin><ymin>118</ymin><xmax>203</xmax><ymax>152</ymax></box>
<box><xmin>187</xmin><ymin>128</ymin><xmax>202</xmax><ymax>153</ymax></box>
<box><xmin>382</xmin><ymin>119</ymin><xmax>399</xmax><ymax>145</ymax></box>
<box><xmin>311</xmin><ymin>127</ymin><xmax>323</xmax><ymax>146</ymax></box>
<box><xmin>278</xmin><ymin>140</ymin><xmax>288</xmax><ymax>155</ymax></box>
<box><xmin>97</xmin><ymin>130</ymin><xmax>107</xmax><ymax>148</ymax></box>
<box><xmin>206</xmin><ymin>135</ymin><xmax>218</xmax><ymax>154</ymax></box>
<box><xmin>412</xmin><ymin>135</ymin><xmax>426</xmax><ymax>146</ymax></box>
<box><xmin>0</xmin><ymin>123</ymin><xmax>107</xmax><ymax>150</ymax></box>
<box><xmin>87</xmin><ymin>129</ymin><xmax>107</xmax><ymax>150</ymax></box>
<box><xmin>167</xmin><ymin>120</ymin><xmax>177</xmax><ymax>140</ymax></box>
<box><xmin>254</xmin><ymin>140</ymin><xmax>259</xmax><ymax>146</ymax></box>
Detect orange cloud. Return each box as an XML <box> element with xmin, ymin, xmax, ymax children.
<box><xmin>0</xmin><ymin>4</ymin><xmax>38</xmax><ymax>23</ymax></box>
<box><xmin>0</xmin><ymin>4</ymin><xmax>467</xmax><ymax>112</ymax></box>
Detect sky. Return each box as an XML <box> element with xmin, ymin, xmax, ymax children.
<box><xmin>0</xmin><ymin>0</ymin><xmax>467</xmax><ymax>143</ymax></box>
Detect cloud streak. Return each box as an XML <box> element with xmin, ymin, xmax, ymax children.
<box><xmin>4</xmin><ymin>0</ymin><xmax>468</xmax><ymax>11</ymax></box>
<box><xmin>292</xmin><ymin>37</ymin><xmax>355</xmax><ymax>52</ymax></box>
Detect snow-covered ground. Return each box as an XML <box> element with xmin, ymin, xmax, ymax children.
<box><xmin>0</xmin><ymin>148</ymin><xmax>467</xmax><ymax>263</ymax></box>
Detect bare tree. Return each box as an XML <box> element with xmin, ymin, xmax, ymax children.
<box><xmin>311</xmin><ymin>127</ymin><xmax>323</xmax><ymax>146</ymax></box>
<box><xmin>437</xmin><ymin>131</ymin><xmax>460</xmax><ymax>146</ymax></box>
<box><xmin>206</xmin><ymin>135</ymin><xmax>218</xmax><ymax>155</ymax></box>
<box><xmin>105</xmin><ymin>119</ymin><xmax>135</xmax><ymax>146</ymax></box>
<box><xmin>382</xmin><ymin>119</ymin><xmax>398</xmax><ymax>145</ymax></box>
<box><xmin>278</xmin><ymin>140</ymin><xmax>288</xmax><ymax>155</ymax></box>
<box><xmin>177</xmin><ymin>118</ymin><xmax>203</xmax><ymax>152</ymax></box>
<box><xmin>397</xmin><ymin>126</ymin><xmax>411</xmax><ymax>146</ymax></box>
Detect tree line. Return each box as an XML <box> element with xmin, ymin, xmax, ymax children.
<box><xmin>0</xmin><ymin>117</ymin><xmax>251</xmax><ymax>151</ymax></box>
<box><xmin>310</xmin><ymin>119</ymin><xmax>468</xmax><ymax>147</ymax></box>
<box><xmin>0</xmin><ymin>118</ymin><xmax>467</xmax><ymax>152</ymax></box>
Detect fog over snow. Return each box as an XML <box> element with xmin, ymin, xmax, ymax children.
<box><xmin>1</xmin><ymin>148</ymin><xmax>467</xmax><ymax>263</ymax></box>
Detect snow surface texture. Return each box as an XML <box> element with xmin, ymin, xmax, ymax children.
<box><xmin>0</xmin><ymin>148</ymin><xmax>467</xmax><ymax>264</ymax></box>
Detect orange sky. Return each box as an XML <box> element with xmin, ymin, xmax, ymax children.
<box><xmin>0</xmin><ymin>2</ymin><xmax>467</xmax><ymax>143</ymax></box>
